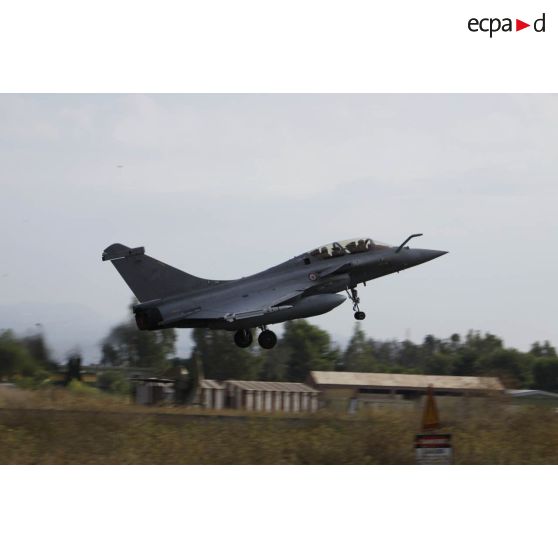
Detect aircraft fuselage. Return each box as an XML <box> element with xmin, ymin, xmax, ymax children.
<box><xmin>133</xmin><ymin>245</ymin><xmax>446</xmax><ymax>331</ymax></box>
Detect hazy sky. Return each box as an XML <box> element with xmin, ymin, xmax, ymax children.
<box><xmin>1</xmin><ymin>94</ymin><xmax>557</xmax><ymax>362</ymax></box>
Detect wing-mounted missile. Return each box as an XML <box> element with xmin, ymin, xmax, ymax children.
<box><xmin>221</xmin><ymin>294</ymin><xmax>346</xmax><ymax>330</ymax></box>
<box><xmin>221</xmin><ymin>289</ymin><xmax>304</xmax><ymax>323</ymax></box>
<box><xmin>224</xmin><ymin>305</ymin><xmax>294</xmax><ymax>323</ymax></box>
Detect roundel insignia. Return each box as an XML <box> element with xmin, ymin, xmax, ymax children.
<box><xmin>308</xmin><ymin>272</ymin><xmax>318</xmax><ymax>281</ymax></box>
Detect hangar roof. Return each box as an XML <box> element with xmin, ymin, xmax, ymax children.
<box><xmin>506</xmin><ymin>389</ymin><xmax>558</xmax><ymax>398</ymax></box>
<box><xmin>309</xmin><ymin>371</ymin><xmax>504</xmax><ymax>392</ymax></box>
<box><xmin>226</xmin><ymin>380</ymin><xmax>318</xmax><ymax>393</ymax></box>
<box><xmin>200</xmin><ymin>379</ymin><xmax>225</xmax><ymax>390</ymax></box>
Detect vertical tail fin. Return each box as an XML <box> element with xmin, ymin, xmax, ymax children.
<box><xmin>102</xmin><ymin>243</ymin><xmax>218</xmax><ymax>302</ymax></box>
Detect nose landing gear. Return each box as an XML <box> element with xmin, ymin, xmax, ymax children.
<box><xmin>347</xmin><ymin>287</ymin><xmax>366</xmax><ymax>320</ymax></box>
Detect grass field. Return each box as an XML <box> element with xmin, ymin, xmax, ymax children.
<box><xmin>1</xmin><ymin>385</ymin><xmax>558</xmax><ymax>464</ymax></box>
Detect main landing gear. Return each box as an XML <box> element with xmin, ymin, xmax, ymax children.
<box><xmin>258</xmin><ymin>329</ymin><xmax>277</xmax><ymax>350</ymax></box>
<box><xmin>234</xmin><ymin>329</ymin><xmax>253</xmax><ymax>348</ymax></box>
<box><xmin>233</xmin><ymin>328</ymin><xmax>277</xmax><ymax>349</ymax></box>
<box><xmin>347</xmin><ymin>287</ymin><xmax>366</xmax><ymax>321</ymax></box>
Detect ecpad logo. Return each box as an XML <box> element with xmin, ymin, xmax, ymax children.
<box><xmin>468</xmin><ymin>13</ymin><xmax>546</xmax><ymax>37</ymax></box>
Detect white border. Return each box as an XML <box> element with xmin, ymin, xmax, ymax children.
<box><xmin>0</xmin><ymin>1</ymin><xmax>555</xmax><ymax>92</ymax></box>
<box><xmin>1</xmin><ymin>2</ymin><xmax>556</xmax><ymax>556</ymax></box>
<box><xmin>1</xmin><ymin>466</ymin><xmax>557</xmax><ymax>558</ymax></box>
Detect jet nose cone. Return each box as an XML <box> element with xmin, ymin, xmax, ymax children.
<box><xmin>415</xmin><ymin>249</ymin><xmax>448</xmax><ymax>263</ymax></box>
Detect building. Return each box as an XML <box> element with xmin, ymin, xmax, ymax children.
<box><xmin>199</xmin><ymin>379</ymin><xmax>226</xmax><ymax>410</ymax></box>
<box><xmin>308</xmin><ymin>371</ymin><xmax>505</xmax><ymax>411</ymax></box>
<box><xmin>507</xmin><ymin>389</ymin><xmax>558</xmax><ymax>399</ymax></box>
<box><xmin>129</xmin><ymin>378</ymin><xmax>318</xmax><ymax>412</ymax></box>
<box><xmin>224</xmin><ymin>380</ymin><xmax>319</xmax><ymax>413</ymax></box>
<box><xmin>133</xmin><ymin>378</ymin><xmax>175</xmax><ymax>405</ymax></box>
<box><xmin>506</xmin><ymin>389</ymin><xmax>558</xmax><ymax>408</ymax></box>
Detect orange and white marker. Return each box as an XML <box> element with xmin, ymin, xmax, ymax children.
<box><xmin>422</xmin><ymin>384</ymin><xmax>440</xmax><ymax>430</ymax></box>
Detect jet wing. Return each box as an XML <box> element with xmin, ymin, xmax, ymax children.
<box><xmin>159</xmin><ymin>285</ymin><xmax>306</xmax><ymax>326</ymax></box>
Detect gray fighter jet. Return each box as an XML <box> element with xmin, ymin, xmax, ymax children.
<box><xmin>102</xmin><ymin>234</ymin><xmax>447</xmax><ymax>349</ymax></box>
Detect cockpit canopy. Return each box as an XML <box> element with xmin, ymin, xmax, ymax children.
<box><xmin>308</xmin><ymin>237</ymin><xmax>392</xmax><ymax>260</ymax></box>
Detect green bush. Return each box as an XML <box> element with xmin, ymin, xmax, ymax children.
<box><xmin>66</xmin><ymin>379</ymin><xmax>100</xmax><ymax>395</ymax></box>
<box><xmin>96</xmin><ymin>370</ymin><xmax>131</xmax><ymax>395</ymax></box>
<box><xmin>0</xmin><ymin>331</ymin><xmax>40</xmax><ymax>381</ymax></box>
<box><xmin>13</xmin><ymin>370</ymin><xmax>50</xmax><ymax>390</ymax></box>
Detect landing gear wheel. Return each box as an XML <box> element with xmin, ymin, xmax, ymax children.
<box><xmin>258</xmin><ymin>329</ymin><xmax>277</xmax><ymax>349</ymax></box>
<box><xmin>234</xmin><ymin>329</ymin><xmax>253</xmax><ymax>348</ymax></box>
<box><xmin>347</xmin><ymin>286</ymin><xmax>366</xmax><ymax>319</ymax></box>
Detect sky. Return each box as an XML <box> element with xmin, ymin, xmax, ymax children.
<box><xmin>1</xmin><ymin>94</ymin><xmax>557</xmax><ymax>362</ymax></box>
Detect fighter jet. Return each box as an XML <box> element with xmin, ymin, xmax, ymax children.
<box><xmin>102</xmin><ymin>234</ymin><xmax>447</xmax><ymax>349</ymax></box>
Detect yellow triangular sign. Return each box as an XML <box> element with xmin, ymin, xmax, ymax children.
<box><xmin>422</xmin><ymin>384</ymin><xmax>440</xmax><ymax>430</ymax></box>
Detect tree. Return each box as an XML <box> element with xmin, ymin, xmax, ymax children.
<box><xmin>449</xmin><ymin>333</ymin><xmax>461</xmax><ymax>349</ymax></box>
<box><xmin>422</xmin><ymin>334</ymin><xmax>439</xmax><ymax>357</ymax></box>
<box><xmin>371</xmin><ymin>339</ymin><xmax>399</xmax><ymax>366</ymax></box>
<box><xmin>97</xmin><ymin>369</ymin><xmax>131</xmax><ymax>395</ymax></box>
<box><xmin>64</xmin><ymin>354</ymin><xmax>82</xmax><ymax>385</ymax></box>
<box><xmin>530</xmin><ymin>341</ymin><xmax>557</xmax><ymax>358</ymax></box>
<box><xmin>452</xmin><ymin>348</ymin><xmax>478</xmax><ymax>376</ymax></box>
<box><xmin>281</xmin><ymin>320</ymin><xmax>338</xmax><ymax>382</ymax></box>
<box><xmin>464</xmin><ymin>331</ymin><xmax>503</xmax><ymax>355</ymax></box>
<box><xmin>258</xmin><ymin>341</ymin><xmax>290</xmax><ymax>381</ymax></box>
<box><xmin>0</xmin><ymin>330</ymin><xmax>50</xmax><ymax>387</ymax></box>
<box><xmin>190</xmin><ymin>329</ymin><xmax>260</xmax><ymax>381</ymax></box>
<box><xmin>478</xmin><ymin>348</ymin><xmax>532</xmax><ymax>388</ymax></box>
<box><xmin>342</xmin><ymin>324</ymin><xmax>377</xmax><ymax>371</ymax></box>
<box><xmin>20</xmin><ymin>333</ymin><xmax>57</xmax><ymax>371</ymax></box>
<box><xmin>532</xmin><ymin>357</ymin><xmax>558</xmax><ymax>392</ymax></box>
<box><xmin>424</xmin><ymin>352</ymin><xmax>455</xmax><ymax>375</ymax></box>
<box><xmin>101</xmin><ymin>319</ymin><xmax>176</xmax><ymax>372</ymax></box>
<box><xmin>0</xmin><ymin>330</ymin><xmax>40</xmax><ymax>381</ymax></box>
<box><xmin>397</xmin><ymin>340</ymin><xmax>423</xmax><ymax>370</ymax></box>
